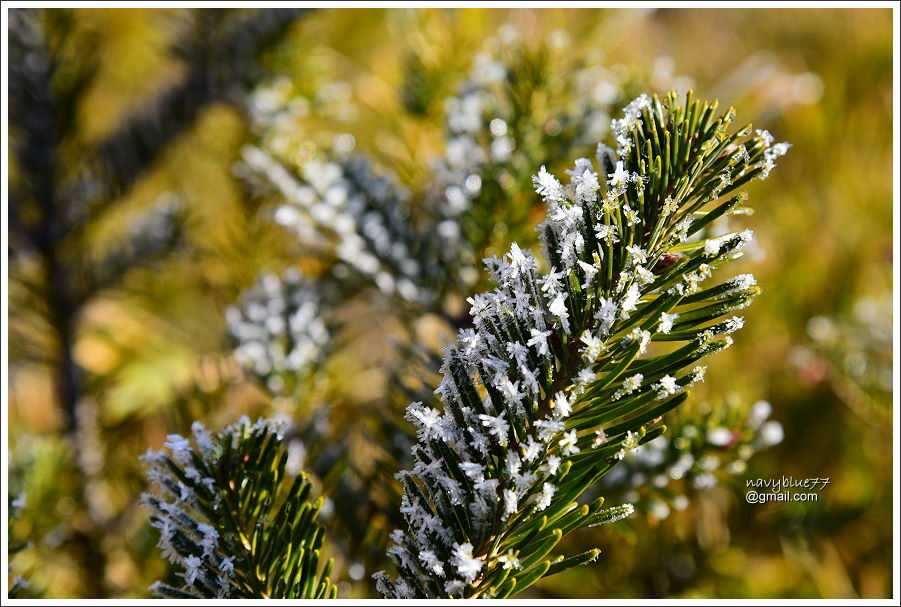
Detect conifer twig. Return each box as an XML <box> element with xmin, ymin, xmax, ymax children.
<box><xmin>375</xmin><ymin>91</ymin><xmax>788</xmax><ymax>598</ymax></box>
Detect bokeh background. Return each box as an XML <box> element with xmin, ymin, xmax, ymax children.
<box><xmin>6</xmin><ymin>7</ymin><xmax>895</xmax><ymax>599</ymax></box>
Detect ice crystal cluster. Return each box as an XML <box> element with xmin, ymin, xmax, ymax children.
<box><xmin>226</xmin><ymin>268</ymin><xmax>329</xmax><ymax>396</ymax></box>
<box><xmin>375</xmin><ymin>91</ymin><xmax>787</xmax><ymax>598</ymax></box>
<box><xmin>140</xmin><ymin>417</ymin><xmax>337</xmax><ymax>599</ymax></box>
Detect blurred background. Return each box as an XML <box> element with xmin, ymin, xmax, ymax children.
<box><xmin>6</xmin><ymin>7</ymin><xmax>894</xmax><ymax>599</ymax></box>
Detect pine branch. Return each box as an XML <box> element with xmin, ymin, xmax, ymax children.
<box><xmin>7</xmin><ymin>8</ymin><xmax>312</xmax><ymax>397</ymax></box>
<box><xmin>7</xmin><ymin>7</ymin><xmax>309</xmax><ymax>438</ymax></box>
<box><xmin>79</xmin><ymin>195</ymin><xmax>185</xmax><ymax>306</ymax></box>
<box><xmin>225</xmin><ymin>268</ymin><xmax>331</xmax><ymax>397</ymax></box>
<box><xmin>67</xmin><ymin>8</ymin><xmax>311</xmax><ymax>225</ymax></box>
<box><xmin>426</xmin><ymin>31</ymin><xmax>626</xmax><ymax>290</ymax></box>
<box><xmin>8</xmin><ymin>8</ymin><xmax>60</xmax><ymax>251</ymax></box>
<box><xmin>7</xmin><ymin>493</ymin><xmax>33</xmax><ymax>598</ymax></box>
<box><xmin>141</xmin><ymin>417</ymin><xmax>338</xmax><ymax>598</ymax></box>
<box><xmin>375</xmin><ymin>91</ymin><xmax>788</xmax><ymax>598</ymax></box>
<box><xmin>238</xmin><ymin>147</ymin><xmax>439</xmax><ymax>305</ymax></box>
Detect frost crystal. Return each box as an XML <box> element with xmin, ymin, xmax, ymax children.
<box><xmin>497</xmin><ymin>551</ymin><xmax>521</xmax><ymax>570</ymax></box>
<box><xmin>420</xmin><ymin>550</ymin><xmax>446</xmax><ymax>576</ymax></box>
<box><xmin>479</xmin><ymin>412</ymin><xmax>511</xmax><ymax>446</ymax></box>
<box><xmin>608</xmin><ymin>161</ymin><xmax>631</xmax><ymax>189</ymax></box>
<box><xmin>535</xmin><ymin>483</ymin><xmax>557</xmax><ymax>511</ymax></box>
<box><xmin>614</xmin><ymin>374</ymin><xmax>644</xmax><ymax>400</ymax></box>
<box><xmin>552</xmin><ymin>391</ymin><xmax>573</xmax><ymax>418</ymax></box>
<box><xmin>655</xmin><ymin>375</ymin><xmax>680</xmax><ymax>398</ymax></box>
<box><xmin>533</xmin><ymin>165</ymin><xmax>566</xmax><ymax>203</ymax></box>
<box><xmin>559</xmin><ymin>430</ymin><xmax>581</xmax><ymax>456</ymax></box>
<box><xmin>549</xmin><ymin>292</ymin><xmax>571</xmax><ymax>333</ymax></box>
<box><xmin>658</xmin><ymin>312</ymin><xmax>679</xmax><ymax>334</ymax></box>
<box><xmin>452</xmin><ymin>543</ymin><xmax>485</xmax><ymax>583</ymax></box>
<box><xmin>615</xmin><ymin>431</ymin><xmax>642</xmax><ymax>460</ymax></box>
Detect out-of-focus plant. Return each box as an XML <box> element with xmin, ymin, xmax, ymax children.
<box><xmin>9</xmin><ymin>7</ymin><xmax>308</xmax><ymax>433</ymax></box>
<box><xmin>7</xmin><ymin>493</ymin><xmax>30</xmax><ymax>598</ymax></box>
<box><xmin>225</xmin><ymin>269</ymin><xmax>331</xmax><ymax>398</ymax></box>
<box><xmin>237</xmin><ymin>27</ymin><xmax>633</xmax><ymax>309</ymax></box>
<box><xmin>423</xmin><ymin>27</ymin><xmax>627</xmax><ymax>288</ymax></box>
<box><xmin>600</xmin><ymin>398</ymin><xmax>783</xmax><ymax>518</ymax></box>
<box><xmin>7</xmin><ymin>7</ymin><xmax>309</xmax><ymax>597</ymax></box>
<box><xmin>238</xmin><ymin>148</ymin><xmax>436</xmax><ymax>306</ymax></box>
<box><xmin>796</xmin><ymin>296</ymin><xmax>893</xmax><ymax>432</ymax></box>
